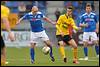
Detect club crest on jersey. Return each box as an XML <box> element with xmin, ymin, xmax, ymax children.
<box><xmin>91</xmin><ymin>15</ymin><xmax>94</xmax><ymax>18</ymax></box>
<box><xmin>37</xmin><ymin>15</ymin><xmax>41</xmax><ymax>18</ymax></box>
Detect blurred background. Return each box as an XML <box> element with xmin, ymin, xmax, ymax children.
<box><xmin>2</xmin><ymin>1</ymin><xmax>99</xmax><ymax>47</ymax></box>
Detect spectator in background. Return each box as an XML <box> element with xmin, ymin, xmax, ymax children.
<box><xmin>55</xmin><ymin>8</ymin><xmax>61</xmax><ymax>21</ymax></box>
<box><xmin>18</xmin><ymin>2</ymin><xmax>26</xmax><ymax>17</ymax></box>
<box><xmin>62</xmin><ymin>1</ymin><xmax>72</xmax><ymax>15</ymax></box>
<box><xmin>65</xmin><ymin>1</ymin><xmax>72</xmax><ymax>7</ymax></box>
<box><xmin>72</xmin><ymin>1</ymin><xmax>80</xmax><ymax>20</ymax></box>
<box><xmin>18</xmin><ymin>2</ymin><xmax>26</xmax><ymax>12</ymax></box>
<box><xmin>72</xmin><ymin>1</ymin><xmax>79</xmax><ymax>9</ymax></box>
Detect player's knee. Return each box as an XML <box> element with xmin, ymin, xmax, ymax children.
<box><xmin>44</xmin><ymin>40</ymin><xmax>52</xmax><ymax>46</ymax></box>
<box><xmin>30</xmin><ymin>43</ymin><xmax>36</xmax><ymax>48</ymax></box>
<box><xmin>93</xmin><ymin>40</ymin><xmax>98</xmax><ymax>45</ymax></box>
<box><xmin>83</xmin><ymin>41</ymin><xmax>88</xmax><ymax>47</ymax></box>
<box><xmin>73</xmin><ymin>44</ymin><xmax>78</xmax><ymax>48</ymax></box>
<box><xmin>58</xmin><ymin>41</ymin><xmax>64</xmax><ymax>46</ymax></box>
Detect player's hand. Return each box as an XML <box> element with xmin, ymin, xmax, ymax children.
<box><xmin>74</xmin><ymin>27</ymin><xmax>82</xmax><ymax>33</ymax></box>
<box><xmin>80</xmin><ymin>23</ymin><xmax>88</xmax><ymax>27</ymax></box>
<box><xmin>8</xmin><ymin>31</ymin><xmax>15</xmax><ymax>42</ymax></box>
<box><xmin>16</xmin><ymin>21</ymin><xmax>20</xmax><ymax>25</ymax></box>
<box><xmin>83</xmin><ymin>23</ymin><xmax>88</xmax><ymax>27</ymax></box>
<box><xmin>52</xmin><ymin>22</ymin><xmax>57</xmax><ymax>25</ymax></box>
<box><xmin>78</xmin><ymin>27</ymin><xmax>82</xmax><ymax>30</ymax></box>
<box><xmin>60</xmin><ymin>32</ymin><xmax>64</xmax><ymax>37</ymax></box>
<box><xmin>75</xmin><ymin>27</ymin><xmax>81</xmax><ymax>31</ymax></box>
<box><xmin>95</xmin><ymin>28</ymin><xmax>99</xmax><ymax>33</ymax></box>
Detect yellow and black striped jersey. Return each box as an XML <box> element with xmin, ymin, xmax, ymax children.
<box><xmin>56</xmin><ymin>14</ymin><xmax>78</xmax><ymax>35</ymax></box>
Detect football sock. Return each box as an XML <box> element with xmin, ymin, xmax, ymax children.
<box><xmin>30</xmin><ymin>48</ymin><xmax>35</xmax><ymax>61</ymax></box>
<box><xmin>49</xmin><ymin>46</ymin><xmax>53</xmax><ymax>58</ymax></box>
<box><xmin>59</xmin><ymin>46</ymin><xmax>66</xmax><ymax>59</ymax></box>
<box><xmin>95</xmin><ymin>45</ymin><xmax>99</xmax><ymax>55</ymax></box>
<box><xmin>73</xmin><ymin>48</ymin><xmax>78</xmax><ymax>59</ymax></box>
<box><xmin>84</xmin><ymin>47</ymin><xmax>88</xmax><ymax>57</ymax></box>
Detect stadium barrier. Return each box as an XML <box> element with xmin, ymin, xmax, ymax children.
<box><xmin>2</xmin><ymin>30</ymin><xmax>94</xmax><ymax>47</ymax></box>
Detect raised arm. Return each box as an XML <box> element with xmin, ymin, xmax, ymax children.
<box><xmin>16</xmin><ymin>16</ymin><xmax>25</xmax><ymax>25</ymax></box>
<box><xmin>16</xmin><ymin>14</ymin><xmax>28</xmax><ymax>25</ymax></box>
<box><xmin>43</xmin><ymin>17</ymin><xmax>56</xmax><ymax>25</ymax></box>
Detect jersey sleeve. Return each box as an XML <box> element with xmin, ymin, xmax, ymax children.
<box><xmin>42</xmin><ymin>14</ymin><xmax>46</xmax><ymax>18</ymax></box>
<box><xmin>80</xmin><ymin>15</ymin><xmax>84</xmax><ymax>24</ymax></box>
<box><xmin>94</xmin><ymin>14</ymin><xmax>98</xmax><ymax>23</ymax></box>
<box><xmin>1</xmin><ymin>7</ymin><xmax>10</xmax><ymax>18</ymax></box>
<box><xmin>56</xmin><ymin>16</ymin><xmax>62</xmax><ymax>31</ymax></box>
<box><xmin>40</xmin><ymin>12</ymin><xmax>46</xmax><ymax>18</ymax></box>
<box><xmin>22</xmin><ymin>13</ymin><xmax>29</xmax><ymax>20</ymax></box>
<box><xmin>70</xmin><ymin>19</ymin><xmax>78</xmax><ymax>30</ymax></box>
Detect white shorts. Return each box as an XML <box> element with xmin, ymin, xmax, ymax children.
<box><xmin>30</xmin><ymin>30</ymin><xmax>49</xmax><ymax>43</ymax></box>
<box><xmin>83</xmin><ymin>32</ymin><xmax>98</xmax><ymax>42</ymax></box>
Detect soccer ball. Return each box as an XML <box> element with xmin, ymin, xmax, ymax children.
<box><xmin>42</xmin><ymin>46</ymin><xmax>50</xmax><ymax>55</ymax></box>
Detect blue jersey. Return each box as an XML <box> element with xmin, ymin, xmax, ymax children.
<box><xmin>80</xmin><ymin>12</ymin><xmax>98</xmax><ymax>32</ymax></box>
<box><xmin>22</xmin><ymin>11</ymin><xmax>45</xmax><ymax>32</ymax></box>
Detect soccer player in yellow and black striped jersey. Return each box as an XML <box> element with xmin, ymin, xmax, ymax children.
<box><xmin>56</xmin><ymin>6</ymin><xmax>81</xmax><ymax>64</ymax></box>
<box><xmin>1</xmin><ymin>1</ymin><xmax>15</xmax><ymax>65</ymax></box>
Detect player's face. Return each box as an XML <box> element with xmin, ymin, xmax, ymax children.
<box><xmin>67</xmin><ymin>9</ymin><xmax>72</xmax><ymax>16</ymax></box>
<box><xmin>31</xmin><ymin>6</ymin><xmax>38</xmax><ymax>14</ymax></box>
<box><xmin>86</xmin><ymin>6</ymin><xmax>92</xmax><ymax>13</ymax></box>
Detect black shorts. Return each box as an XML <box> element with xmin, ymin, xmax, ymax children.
<box><xmin>1</xmin><ymin>36</ymin><xmax>5</xmax><ymax>49</ymax></box>
<box><xmin>56</xmin><ymin>35</ymin><xmax>72</xmax><ymax>45</ymax></box>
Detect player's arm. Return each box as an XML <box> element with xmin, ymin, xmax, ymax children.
<box><xmin>71</xmin><ymin>19</ymin><xmax>81</xmax><ymax>31</ymax></box>
<box><xmin>2</xmin><ymin>17</ymin><xmax>11</xmax><ymax>33</ymax></box>
<box><xmin>16</xmin><ymin>17</ymin><xmax>24</xmax><ymax>25</ymax></box>
<box><xmin>56</xmin><ymin>16</ymin><xmax>64</xmax><ymax>36</ymax></box>
<box><xmin>79</xmin><ymin>16</ymin><xmax>88</xmax><ymax>27</ymax></box>
<box><xmin>2</xmin><ymin>16</ymin><xmax>15</xmax><ymax>41</ymax></box>
<box><xmin>16</xmin><ymin>14</ymin><xmax>28</xmax><ymax>25</ymax></box>
<box><xmin>95</xmin><ymin>21</ymin><xmax>99</xmax><ymax>33</ymax></box>
<box><xmin>43</xmin><ymin>17</ymin><xmax>56</xmax><ymax>25</ymax></box>
<box><xmin>94</xmin><ymin>14</ymin><xmax>99</xmax><ymax>33</ymax></box>
<box><xmin>96</xmin><ymin>22</ymin><xmax>99</xmax><ymax>33</ymax></box>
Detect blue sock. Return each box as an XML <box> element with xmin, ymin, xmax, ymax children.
<box><xmin>49</xmin><ymin>46</ymin><xmax>53</xmax><ymax>58</ymax></box>
<box><xmin>95</xmin><ymin>45</ymin><xmax>99</xmax><ymax>55</ymax></box>
<box><xmin>30</xmin><ymin>48</ymin><xmax>35</xmax><ymax>61</ymax></box>
<box><xmin>84</xmin><ymin>47</ymin><xmax>88</xmax><ymax>57</ymax></box>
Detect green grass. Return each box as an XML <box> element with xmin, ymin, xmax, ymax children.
<box><xmin>6</xmin><ymin>46</ymin><xmax>99</xmax><ymax>66</ymax></box>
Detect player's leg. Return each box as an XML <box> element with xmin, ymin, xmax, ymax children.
<box><xmin>91</xmin><ymin>32</ymin><xmax>99</xmax><ymax>57</ymax></box>
<box><xmin>44</xmin><ymin>40</ymin><xmax>55</xmax><ymax>62</ymax></box>
<box><xmin>97</xmin><ymin>33</ymin><xmax>99</xmax><ymax>44</ymax></box>
<box><xmin>63</xmin><ymin>35</ymin><xmax>79</xmax><ymax>64</ymax></box>
<box><xmin>30</xmin><ymin>43</ymin><xmax>36</xmax><ymax>64</ymax></box>
<box><xmin>41</xmin><ymin>30</ymin><xmax>55</xmax><ymax>62</ymax></box>
<box><xmin>1</xmin><ymin>36</ymin><xmax>6</xmax><ymax>65</ymax></box>
<box><xmin>67</xmin><ymin>39</ymin><xmax>79</xmax><ymax>64</ymax></box>
<box><xmin>83</xmin><ymin>32</ymin><xmax>89</xmax><ymax>60</ymax></box>
<box><xmin>56</xmin><ymin>35</ymin><xmax>66</xmax><ymax>63</ymax></box>
<box><xmin>30</xmin><ymin>32</ymin><xmax>37</xmax><ymax>64</ymax></box>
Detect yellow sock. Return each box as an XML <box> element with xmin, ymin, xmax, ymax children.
<box><xmin>59</xmin><ymin>46</ymin><xmax>66</xmax><ymax>59</ymax></box>
<box><xmin>73</xmin><ymin>48</ymin><xmax>78</xmax><ymax>59</ymax></box>
<box><xmin>1</xmin><ymin>59</ymin><xmax>5</xmax><ymax>66</ymax></box>
<box><xmin>1</xmin><ymin>55</ymin><xmax>6</xmax><ymax>66</ymax></box>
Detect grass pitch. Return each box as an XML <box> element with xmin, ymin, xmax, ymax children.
<box><xmin>6</xmin><ymin>46</ymin><xmax>99</xmax><ymax>66</ymax></box>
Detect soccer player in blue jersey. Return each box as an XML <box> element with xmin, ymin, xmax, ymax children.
<box><xmin>79</xmin><ymin>3</ymin><xmax>99</xmax><ymax>60</ymax></box>
<box><xmin>16</xmin><ymin>6</ymin><xmax>55</xmax><ymax>63</ymax></box>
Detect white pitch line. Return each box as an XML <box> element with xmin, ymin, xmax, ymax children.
<box><xmin>7</xmin><ymin>58</ymin><xmax>99</xmax><ymax>62</ymax></box>
<box><xmin>79</xmin><ymin>59</ymin><xmax>99</xmax><ymax>62</ymax></box>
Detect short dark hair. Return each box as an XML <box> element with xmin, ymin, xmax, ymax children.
<box><xmin>67</xmin><ymin>6</ymin><xmax>73</xmax><ymax>10</ymax></box>
<box><xmin>86</xmin><ymin>3</ymin><xmax>91</xmax><ymax>7</ymax></box>
<box><xmin>1</xmin><ymin>1</ymin><xmax>6</xmax><ymax>5</ymax></box>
